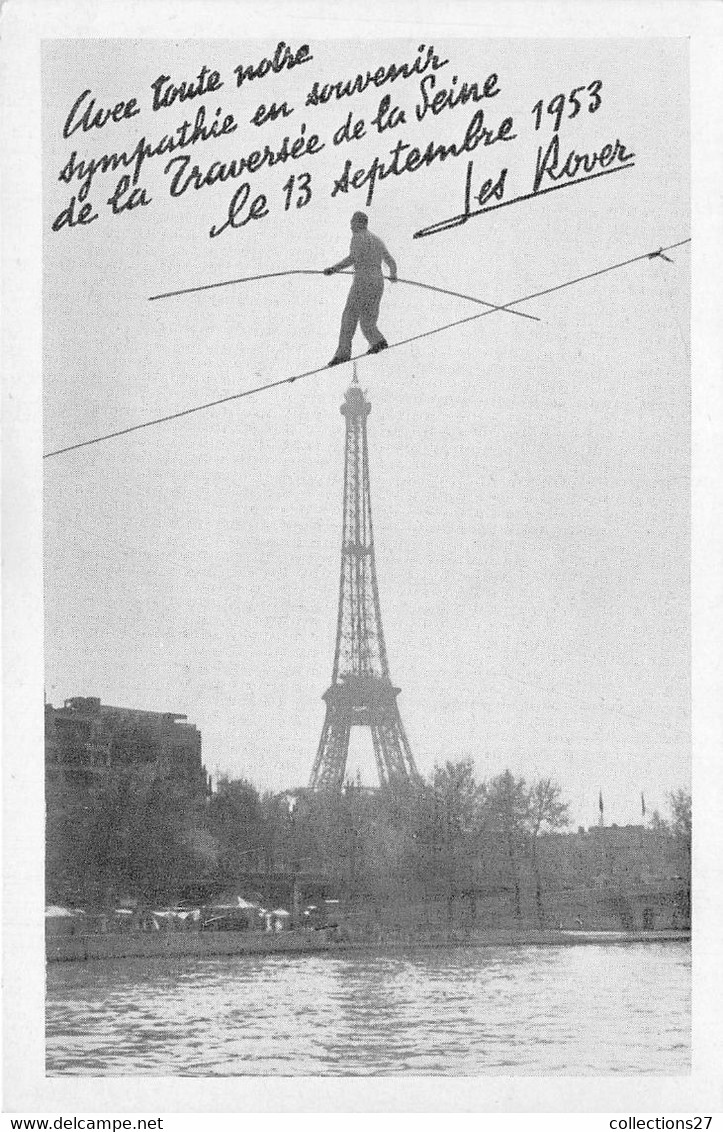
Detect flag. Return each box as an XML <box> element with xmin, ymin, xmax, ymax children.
<box><xmin>598</xmin><ymin>790</ymin><xmax>604</xmax><ymax>814</ymax></box>
<box><xmin>641</xmin><ymin>792</ymin><xmax>646</xmax><ymax>818</ymax></box>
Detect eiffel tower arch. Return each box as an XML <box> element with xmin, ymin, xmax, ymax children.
<box><xmin>309</xmin><ymin>367</ymin><xmax>419</xmax><ymax>791</ymax></box>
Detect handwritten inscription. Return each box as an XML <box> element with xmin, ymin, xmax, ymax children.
<box><xmin>332</xmin><ymin>108</ymin><xmax>516</xmax><ymax>208</ymax></box>
<box><xmin>531</xmin><ymin>80</ymin><xmax>603</xmax><ymax>132</ymax></box>
<box><xmin>234</xmin><ymin>42</ymin><xmax>313</xmax><ymax>88</ymax></box>
<box><xmin>412</xmin><ymin>135</ymin><xmax>634</xmax><ymax>239</ymax></box>
<box><xmin>163</xmin><ymin>125</ymin><xmax>324</xmax><ymax>197</ymax></box>
<box><xmin>303</xmin><ymin>44</ymin><xmax>448</xmax><ymax>106</ymax></box>
<box><xmin>151</xmin><ymin>67</ymin><xmax>223</xmax><ymax>111</ymax></box>
<box><xmin>415</xmin><ymin>71</ymin><xmax>500</xmax><ymax>120</ymax></box>
<box><xmin>50</xmin><ymin>46</ymin><xmax>634</xmax><ymax>242</ymax></box>
<box><xmin>63</xmin><ymin>90</ymin><xmax>140</xmax><ymax>139</ymax></box>
<box><xmin>533</xmin><ymin>134</ymin><xmax>633</xmax><ymax>192</ymax></box>
<box><xmin>57</xmin><ymin>105</ymin><xmax>238</xmax><ymax>204</ymax></box>
<box><xmin>209</xmin><ymin>182</ymin><xmax>269</xmax><ymax>238</ymax></box>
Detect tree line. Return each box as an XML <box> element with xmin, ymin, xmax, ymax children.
<box><xmin>46</xmin><ymin>757</ymin><xmax>691</xmax><ymax>923</ymax></box>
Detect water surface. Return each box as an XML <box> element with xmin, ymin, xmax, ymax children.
<box><xmin>46</xmin><ymin>942</ymin><xmax>690</xmax><ymax>1075</ymax></box>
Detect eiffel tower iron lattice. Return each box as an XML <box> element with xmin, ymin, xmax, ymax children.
<box><xmin>309</xmin><ymin>366</ymin><xmax>419</xmax><ymax>791</ymax></box>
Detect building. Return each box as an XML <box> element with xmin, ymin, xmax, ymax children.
<box><xmin>538</xmin><ymin>823</ymin><xmax>689</xmax><ymax>886</ymax></box>
<box><xmin>45</xmin><ymin>696</ymin><xmax>210</xmax><ymax>800</ymax></box>
<box><xmin>533</xmin><ymin>823</ymin><xmax>690</xmax><ymax>930</ymax></box>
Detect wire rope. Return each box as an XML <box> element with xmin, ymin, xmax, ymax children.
<box><xmin>43</xmin><ymin>238</ymin><xmax>690</xmax><ymax>460</ymax></box>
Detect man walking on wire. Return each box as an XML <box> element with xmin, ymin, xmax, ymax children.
<box><xmin>324</xmin><ymin>212</ymin><xmax>398</xmax><ymax>366</ymax></box>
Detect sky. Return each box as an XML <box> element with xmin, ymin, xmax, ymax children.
<box><xmin>42</xmin><ymin>37</ymin><xmax>690</xmax><ymax>827</ymax></box>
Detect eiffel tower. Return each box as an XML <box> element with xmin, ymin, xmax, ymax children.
<box><xmin>309</xmin><ymin>366</ymin><xmax>419</xmax><ymax>791</ymax></box>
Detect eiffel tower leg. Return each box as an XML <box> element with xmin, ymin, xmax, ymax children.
<box><xmin>372</xmin><ymin>710</ymin><xmax>419</xmax><ymax>785</ymax></box>
<box><xmin>370</xmin><ymin>726</ymin><xmax>389</xmax><ymax>787</ymax></box>
<box><xmin>378</xmin><ymin>722</ymin><xmax>405</xmax><ymax>781</ymax></box>
<box><xmin>309</xmin><ymin>707</ymin><xmax>351</xmax><ymax>791</ymax></box>
<box><xmin>393</xmin><ymin>712</ymin><xmax>417</xmax><ymax>780</ymax></box>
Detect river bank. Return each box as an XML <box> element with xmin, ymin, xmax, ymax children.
<box><xmin>46</xmin><ymin>926</ymin><xmax>690</xmax><ymax>962</ymax></box>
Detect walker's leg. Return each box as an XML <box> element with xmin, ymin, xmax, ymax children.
<box><xmin>329</xmin><ymin>296</ymin><xmax>359</xmax><ymax>365</ymax></box>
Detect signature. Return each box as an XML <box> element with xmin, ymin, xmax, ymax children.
<box><xmin>413</xmin><ymin>134</ymin><xmax>635</xmax><ymax>239</ymax></box>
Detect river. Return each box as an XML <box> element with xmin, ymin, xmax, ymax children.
<box><xmin>46</xmin><ymin>942</ymin><xmax>690</xmax><ymax>1075</ymax></box>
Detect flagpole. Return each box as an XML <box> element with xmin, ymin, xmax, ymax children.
<box><xmin>598</xmin><ymin>790</ymin><xmax>606</xmax><ymax>880</ymax></box>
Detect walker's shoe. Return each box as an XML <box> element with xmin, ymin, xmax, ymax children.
<box><xmin>328</xmin><ymin>354</ymin><xmax>350</xmax><ymax>367</ymax></box>
<box><xmin>367</xmin><ymin>339</ymin><xmax>388</xmax><ymax>355</ymax></box>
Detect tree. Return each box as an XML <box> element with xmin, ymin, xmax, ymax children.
<box><xmin>298</xmin><ymin>788</ymin><xmax>356</xmax><ymax>882</ymax></box>
<box><xmin>431</xmin><ymin>758</ymin><xmax>486</xmax><ymax>838</ymax></box>
<box><xmin>46</xmin><ymin>776</ymin><xmax>99</xmax><ymax>904</ymax></box>
<box><xmin>668</xmin><ymin>790</ymin><xmax>691</xmax><ymax>844</ymax></box>
<box><xmin>526</xmin><ymin>778</ymin><xmax>569</xmax><ymax>926</ymax></box>
<box><xmin>47</xmin><ymin>768</ymin><xmax>202</xmax><ymax>906</ymax></box>
<box><xmin>647</xmin><ymin>808</ymin><xmax>669</xmax><ymax>834</ymax></box>
<box><xmin>206</xmin><ymin>776</ymin><xmax>265</xmax><ymax>882</ymax></box>
<box><xmin>423</xmin><ymin>759</ymin><xmax>486</xmax><ymax>917</ymax></box>
<box><xmin>483</xmin><ymin>770</ymin><xmax>529</xmax><ymax>920</ymax></box>
<box><xmin>346</xmin><ymin>779</ymin><xmax>430</xmax><ymax>899</ymax></box>
<box><xmin>668</xmin><ymin>789</ymin><xmax>691</xmax><ymax>922</ymax></box>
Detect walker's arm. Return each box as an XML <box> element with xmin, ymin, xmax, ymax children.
<box><xmin>324</xmin><ymin>254</ymin><xmax>355</xmax><ymax>275</ymax></box>
<box><xmin>381</xmin><ymin>244</ymin><xmax>398</xmax><ymax>281</ymax></box>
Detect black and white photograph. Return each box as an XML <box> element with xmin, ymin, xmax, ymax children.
<box><xmin>3</xmin><ymin>0</ymin><xmax>722</xmax><ymax>1118</ymax></box>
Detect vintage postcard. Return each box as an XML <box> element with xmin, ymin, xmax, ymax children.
<box><xmin>2</xmin><ymin>0</ymin><xmax>722</xmax><ymax>1118</ymax></box>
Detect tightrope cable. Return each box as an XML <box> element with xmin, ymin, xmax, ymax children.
<box><xmin>44</xmin><ymin>238</ymin><xmax>690</xmax><ymax>460</ymax></box>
